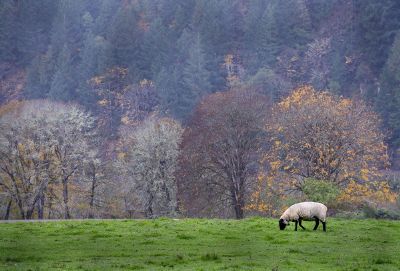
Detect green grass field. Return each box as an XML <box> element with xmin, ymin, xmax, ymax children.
<box><xmin>0</xmin><ymin>218</ymin><xmax>399</xmax><ymax>271</ymax></box>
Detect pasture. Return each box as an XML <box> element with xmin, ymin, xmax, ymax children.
<box><xmin>0</xmin><ymin>218</ymin><xmax>399</xmax><ymax>270</ymax></box>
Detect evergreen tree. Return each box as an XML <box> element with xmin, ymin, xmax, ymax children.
<box><xmin>50</xmin><ymin>0</ymin><xmax>86</xmax><ymax>57</ymax></box>
<box><xmin>77</xmin><ymin>12</ymin><xmax>112</xmax><ymax>107</ymax></box>
<box><xmin>48</xmin><ymin>45</ymin><xmax>76</xmax><ymax>101</ymax></box>
<box><xmin>24</xmin><ymin>54</ymin><xmax>53</xmax><ymax>99</ymax></box>
<box><xmin>94</xmin><ymin>0</ymin><xmax>121</xmax><ymax>37</ymax></box>
<box><xmin>180</xmin><ymin>34</ymin><xmax>211</xmax><ymax>117</ymax></box>
<box><xmin>275</xmin><ymin>0</ymin><xmax>312</xmax><ymax>48</ymax></box>
<box><xmin>377</xmin><ymin>32</ymin><xmax>400</xmax><ymax>149</ymax></box>
<box><xmin>139</xmin><ymin>18</ymin><xmax>172</xmax><ymax>80</ymax></box>
<box><xmin>107</xmin><ymin>5</ymin><xmax>141</xmax><ymax>69</ymax></box>
<box><xmin>15</xmin><ymin>0</ymin><xmax>57</xmax><ymax>65</ymax></box>
<box><xmin>0</xmin><ymin>0</ymin><xmax>17</xmax><ymax>62</ymax></box>
<box><xmin>354</xmin><ymin>0</ymin><xmax>400</xmax><ymax>73</ymax></box>
<box><xmin>255</xmin><ymin>4</ymin><xmax>280</xmax><ymax>68</ymax></box>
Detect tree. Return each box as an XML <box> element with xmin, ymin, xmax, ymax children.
<box><xmin>179</xmin><ymin>88</ymin><xmax>269</xmax><ymax>219</ymax></box>
<box><xmin>48</xmin><ymin>45</ymin><xmax>77</xmax><ymax>101</ymax></box>
<box><xmin>0</xmin><ymin>0</ymin><xmax>17</xmax><ymax>62</ymax></box>
<box><xmin>0</xmin><ymin>0</ymin><xmax>56</xmax><ymax>64</ymax></box>
<box><xmin>244</xmin><ymin>68</ymin><xmax>291</xmax><ymax>101</ymax></box>
<box><xmin>121</xmin><ymin>79</ymin><xmax>159</xmax><ymax>126</ymax></box>
<box><xmin>118</xmin><ymin>116</ymin><xmax>183</xmax><ymax>218</ymax></box>
<box><xmin>89</xmin><ymin>67</ymin><xmax>130</xmax><ymax>138</ymax></box>
<box><xmin>303</xmin><ymin>37</ymin><xmax>332</xmax><ymax>90</ymax></box>
<box><xmin>77</xmin><ymin>30</ymin><xmax>112</xmax><ymax>107</ymax></box>
<box><xmin>107</xmin><ymin>5</ymin><xmax>141</xmax><ymax>69</ymax></box>
<box><xmin>377</xmin><ymin>31</ymin><xmax>400</xmax><ymax>150</ymax></box>
<box><xmin>253</xmin><ymin>3</ymin><xmax>280</xmax><ymax>68</ymax></box>
<box><xmin>0</xmin><ymin>100</ymin><xmax>97</xmax><ymax>219</ymax></box>
<box><xmin>179</xmin><ymin>33</ymin><xmax>212</xmax><ymax>119</ymax></box>
<box><xmin>251</xmin><ymin>86</ymin><xmax>390</xmax><ymax>212</ymax></box>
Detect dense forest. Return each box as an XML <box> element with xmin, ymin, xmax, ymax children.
<box><xmin>1</xmin><ymin>0</ymin><xmax>400</xmax><ymax>219</ymax></box>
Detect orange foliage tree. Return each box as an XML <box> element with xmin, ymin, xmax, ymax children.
<box><xmin>249</xmin><ymin>86</ymin><xmax>395</xmax><ymax>212</ymax></box>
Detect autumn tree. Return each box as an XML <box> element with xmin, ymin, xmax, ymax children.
<box><xmin>89</xmin><ymin>67</ymin><xmax>130</xmax><ymax>138</ymax></box>
<box><xmin>0</xmin><ymin>100</ymin><xmax>97</xmax><ymax>219</ymax></box>
<box><xmin>117</xmin><ymin>116</ymin><xmax>183</xmax><ymax>218</ymax></box>
<box><xmin>251</xmin><ymin>86</ymin><xmax>392</xmax><ymax>212</ymax></box>
<box><xmin>179</xmin><ymin>89</ymin><xmax>269</xmax><ymax>219</ymax></box>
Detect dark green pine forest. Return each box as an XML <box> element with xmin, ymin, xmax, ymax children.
<box><xmin>2</xmin><ymin>0</ymin><xmax>400</xmax><ymax>152</ymax></box>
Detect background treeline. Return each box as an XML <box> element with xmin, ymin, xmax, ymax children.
<box><xmin>1</xmin><ymin>0</ymin><xmax>400</xmax><ymax>219</ymax></box>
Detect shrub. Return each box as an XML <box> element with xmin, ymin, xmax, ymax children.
<box><xmin>363</xmin><ymin>205</ymin><xmax>400</xmax><ymax>220</ymax></box>
<box><xmin>302</xmin><ymin>178</ymin><xmax>340</xmax><ymax>205</ymax></box>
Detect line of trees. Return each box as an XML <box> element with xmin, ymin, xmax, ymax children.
<box><xmin>0</xmin><ymin>86</ymin><xmax>397</xmax><ymax>220</ymax></box>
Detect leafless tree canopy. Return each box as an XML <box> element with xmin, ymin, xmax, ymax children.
<box><xmin>178</xmin><ymin>88</ymin><xmax>269</xmax><ymax>219</ymax></box>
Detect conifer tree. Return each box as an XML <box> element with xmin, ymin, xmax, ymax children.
<box><xmin>0</xmin><ymin>0</ymin><xmax>17</xmax><ymax>62</ymax></box>
<box><xmin>180</xmin><ymin>34</ymin><xmax>211</xmax><ymax>118</ymax></box>
<box><xmin>377</xmin><ymin>32</ymin><xmax>400</xmax><ymax>149</ymax></box>
<box><xmin>49</xmin><ymin>45</ymin><xmax>76</xmax><ymax>101</ymax></box>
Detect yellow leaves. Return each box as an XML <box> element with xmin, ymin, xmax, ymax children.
<box><xmin>117</xmin><ymin>152</ymin><xmax>126</xmax><ymax>160</ymax></box>
<box><xmin>90</xmin><ymin>75</ymin><xmax>105</xmax><ymax>86</ymax></box>
<box><xmin>121</xmin><ymin>116</ymin><xmax>130</xmax><ymax>125</ymax></box>
<box><xmin>257</xmin><ymin>173</ymin><xmax>265</xmax><ymax>182</ymax></box>
<box><xmin>339</xmin><ymin>98</ymin><xmax>352</xmax><ymax>108</ymax></box>
<box><xmin>98</xmin><ymin>99</ymin><xmax>108</xmax><ymax>106</ymax></box>
<box><xmin>270</xmin><ymin>161</ymin><xmax>281</xmax><ymax>171</ymax></box>
<box><xmin>38</xmin><ymin>150</ymin><xmax>47</xmax><ymax>161</ymax></box>
<box><xmin>360</xmin><ymin>168</ymin><xmax>369</xmax><ymax>181</ymax></box>
<box><xmin>224</xmin><ymin>54</ymin><xmax>234</xmax><ymax>65</ymax></box>
<box><xmin>337</xmin><ymin>180</ymin><xmax>397</xmax><ymax>206</ymax></box>
<box><xmin>17</xmin><ymin>142</ymin><xmax>25</xmax><ymax>153</ymax></box>
<box><xmin>255</xmin><ymin>84</ymin><xmax>393</xmax><ymax>214</ymax></box>
<box><xmin>278</xmin><ymin>85</ymin><xmax>316</xmax><ymax>109</ymax></box>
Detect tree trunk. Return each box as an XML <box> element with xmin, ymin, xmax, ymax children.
<box><xmin>8</xmin><ymin>174</ymin><xmax>25</xmax><ymax>219</ymax></box>
<box><xmin>233</xmin><ymin>198</ymin><xmax>244</xmax><ymax>219</ymax></box>
<box><xmin>4</xmin><ymin>199</ymin><xmax>12</xmax><ymax>220</ymax></box>
<box><xmin>231</xmin><ymin>177</ymin><xmax>245</xmax><ymax>219</ymax></box>
<box><xmin>47</xmin><ymin>187</ymin><xmax>53</xmax><ymax>219</ymax></box>
<box><xmin>63</xmin><ymin>178</ymin><xmax>70</xmax><ymax>219</ymax></box>
<box><xmin>26</xmin><ymin>207</ymin><xmax>34</xmax><ymax>219</ymax></box>
<box><xmin>89</xmin><ymin>172</ymin><xmax>96</xmax><ymax>219</ymax></box>
<box><xmin>38</xmin><ymin>193</ymin><xmax>44</xmax><ymax>219</ymax></box>
<box><xmin>146</xmin><ymin>192</ymin><xmax>154</xmax><ymax>218</ymax></box>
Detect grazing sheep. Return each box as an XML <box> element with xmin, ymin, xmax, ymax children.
<box><xmin>279</xmin><ymin>202</ymin><xmax>327</xmax><ymax>232</ymax></box>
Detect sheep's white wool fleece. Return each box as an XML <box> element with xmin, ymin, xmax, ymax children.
<box><xmin>280</xmin><ymin>202</ymin><xmax>327</xmax><ymax>222</ymax></box>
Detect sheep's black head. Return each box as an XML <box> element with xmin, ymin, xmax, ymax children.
<box><xmin>279</xmin><ymin>219</ymin><xmax>287</xmax><ymax>230</ymax></box>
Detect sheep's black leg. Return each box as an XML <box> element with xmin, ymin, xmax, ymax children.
<box><xmin>298</xmin><ymin>218</ymin><xmax>306</xmax><ymax>230</ymax></box>
<box><xmin>313</xmin><ymin>217</ymin><xmax>319</xmax><ymax>230</ymax></box>
<box><xmin>322</xmin><ymin>221</ymin><xmax>326</xmax><ymax>232</ymax></box>
<box><xmin>294</xmin><ymin>220</ymin><xmax>298</xmax><ymax>231</ymax></box>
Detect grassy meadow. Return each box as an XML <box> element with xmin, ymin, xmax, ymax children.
<box><xmin>0</xmin><ymin>218</ymin><xmax>399</xmax><ymax>271</ymax></box>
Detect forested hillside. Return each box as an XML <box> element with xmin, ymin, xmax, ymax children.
<box><xmin>1</xmin><ymin>0</ymin><xmax>400</xmax><ymax>219</ymax></box>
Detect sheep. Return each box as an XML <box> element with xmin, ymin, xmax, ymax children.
<box><xmin>279</xmin><ymin>202</ymin><xmax>327</xmax><ymax>232</ymax></box>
